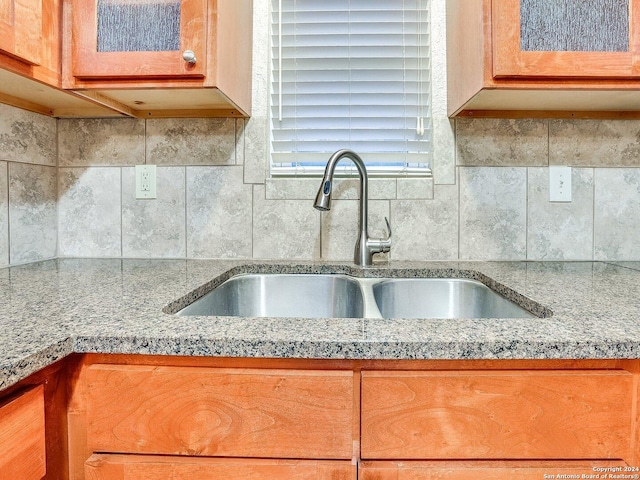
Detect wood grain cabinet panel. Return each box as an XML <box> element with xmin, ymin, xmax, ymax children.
<box><xmin>0</xmin><ymin>385</ymin><xmax>46</xmax><ymax>480</ymax></box>
<box><xmin>447</xmin><ymin>0</ymin><xmax>640</xmax><ymax>115</ymax></box>
<box><xmin>70</xmin><ymin>0</ymin><xmax>206</xmax><ymax>79</ymax></box>
<box><xmin>83</xmin><ymin>364</ymin><xmax>355</xmax><ymax>460</ymax></box>
<box><xmin>359</xmin><ymin>462</ymin><xmax>628</xmax><ymax>480</ymax></box>
<box><xmin>85</xmin><ymin>454</ymin><xmax>356</xmax><ymax>480</ymax></box>
<box><xmin>361</xmin><ymin>370</ymin><xmax>634</xmax><ymax>460</ymax></box>
<box><xmin>492</xmin><ymin>0</ymin><xmax>640</xmax><ymax>78</ymax></box>
<box><xmin>63</xmin><ymin>0</ymin><xmax>253</xmax><ymax>116</ymax></box>
<box><xmin>0</xmin><ymin>0</ymin><xmax>42</xmax><ymax>65</ymax></box>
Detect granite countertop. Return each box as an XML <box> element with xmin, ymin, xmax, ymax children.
<box><xmin>2</xmin><ymin>258</ymin><xmax>640</xmax><ymax>391</ymax></box>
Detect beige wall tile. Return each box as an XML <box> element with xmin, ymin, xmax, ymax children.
<box><xmin>251</xmin><ymin>0</ymin><xmax>270</xmax><ymax>117</ymax></box>
<box><xmin>243</xmin><ymin>116</ymin><xmax>268</xmax><ymax>184</ymax></box>
<box><xmin>253</xmin><ymin>185</ymin><xmax>320</xmax><ymax>260</ymax></box>
<box><xmin>430</xmin><ymin>0</ymin><xmax>448</xmax><ymax>118</ymax></box>
<box><xmin>320</xmin><ymin>200</ymin><xmax>389</xmax><ymax>261</ymax></box>
<box><xmin>397</xmin><ymin>177</ymin><xmax>434</xmax><ymax>200</ymax></box>
<box><xmin>9</xmin><ymin>163</ymin><xmax>57</xmax><ymax>264</ymax></box>
<box><xmin>235</xmin><ymin>118</ymin><xmax>246</xmax><ymax>165</ymax></box>
<box><xmin>550</xmin><ymin>119</ymin><xmax>640</xmax><ymax>167</ymax></box>
<box><xmin>186</xmin><ymin>166</ymin><xmax>252</xmax><ymax>258</ymax></box>
<box><xmin>0</xmin><ymin>162</ymin><xmax>8</xmax><ymax>266</ymax></box>
<box><xmin>459</xmin><ymin>167</ymin><xmax>527</xmax><ymax>260</ymax></box>
<box><xmin>432</xmin><ymin>116</ymin><xmax>456</xmax><ymax>184</ymax></box>
<box><xmin>146</xmin><ymin>118</ymin><xmax>236</xmax><ymax>166</ymax></box>
<box><xmin>265</xmin><ymin>177</ymin><xmax>398</xmax><ymax>201</ymax></box>
<box><xmin>122</xmin><ymin>167</ymin><xmax>186</xmax><ymax>258</ymax></box>
<box><xmin>391</xmin><ymin>184</ymin><xmax>458</xmax><ymax>261</ymax></box>
<box><xmin>328</xmin><ymin>178</ymin><xmax>397</xmax><ymax>201</ymax></box>
<box><xmin>0</xmin><ymin>104</ymin><xmax>56</xmax><ymax>166</ymax></box>
<box><xmin>58</xmin><ymin>118</ymin><xmax>144</xmax><ymax>166</ymax></box>
<box><xmin>265</xmin><ymin>178</ymin><xmax>321</xmax><ymax>200</ymax></box>
<box><xmin>594</xmin><ymin>168</ymin><xmax>640</xmax><ymax>260</ymax></box>
<box><xmin>527</xmin><ymin>167</ymin><xmax>594</xmax><ymax>260</ymax></box>
<box><xmin>58</xmin><ymin>167</ymin><xmax>122</xmax><ymax>257</ymax></box>
<box><xmin>456</xmin><ymin>118</ymin><xmax>548</xmax><ymax>167</ymax></box>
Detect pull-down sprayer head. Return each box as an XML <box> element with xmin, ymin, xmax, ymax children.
<box><xmin>313</xmin><ymin>177</ymin><xmax>333</xmax><ymax>211</ymax></box>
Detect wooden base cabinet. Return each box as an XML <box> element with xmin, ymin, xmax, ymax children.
<box><xmin>85</xmin><ymin>455</ymin><xmax>356</xmax><ymax>480</ymax></box>
<box><xmin>68</xmin><ymin>358</ymin><xmax>357</xmax><ymax>479</ymax></box>
<box><xmin>63</xmin><ymin>356</ymin><xmax>640</xmax><ymax>479</ymax></box>
<box><xmin>0</xmin><ymin>385</ymin><xmax>46</xmax><ymax>480</ymax></box>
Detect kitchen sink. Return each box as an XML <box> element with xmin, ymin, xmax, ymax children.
<box><xmin>174</xmin><ymin>272</ymin><xmax>539</xmax><ymax>319</ymax></box>
<box><xmin>176</xmin><ymin>274</ymin><xmax>365</xmax><ymax>318</ymax></box>
<box><xmin>371</xmin><ymin>278</ymin><xmax>534</xmax><ymax>319</ymax></box>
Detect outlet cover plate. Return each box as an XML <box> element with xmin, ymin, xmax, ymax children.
<box><xmin>549</xmin><ymin>166</ymin><xmax>571</xmax><ymax>202</ymax></box>
<box><xmin>136</xmin><ymin>165</ymin><xmax>157</xmax><ymax>199</ymax></box>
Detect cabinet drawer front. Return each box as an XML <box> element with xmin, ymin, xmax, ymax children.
<box><xmin>0</xmin><ymin>385</ymin><xmax>46</xmax><ymax>480</ymax></box>
<box><xmin>85</xmin><ymin>365</ymin><xmax>354</xmax><ymax>459</ymax></box>
<box><xmin>85</xmin><ymin>454</ymin><xmax>356</xmax><ymax>480</ymax></box>
<box><xmin>361</xmin><ymin>370</ymin><xmax>633</xmax><ymax>460</ymax></box>
<box><xmin>359</xmin><ymin>461</ymin><xmax>627</xmax><ymax>480</ymax></box>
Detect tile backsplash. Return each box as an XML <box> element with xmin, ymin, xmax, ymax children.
<box><xmin>3</xmin><ymin>0</ymin><xmax>640</xmax><ymax>265</ymax></box>
<box><xmin>5</xmin><ymin>102</ymin><xmax>640</xmax><ymax>265</ymax></box>
<box><xmin>0</xmin><ymin>104</ymin><xmax>57</xmax><ymax>267</ymax></box>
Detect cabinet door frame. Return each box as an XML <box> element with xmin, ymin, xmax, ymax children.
<box><xmin>71</xmin><ymin>0</ymin><xmax>207</xmax><ymax>79</ymax></box>
<box><xmin>0</xmin><ymin>0</ymin><xmax>42</xmax><ymax>65</ymax></box>
<box><xmin>492</xmin><ymin>0</ymin><xmax>640</xmax><ymax>78</ymax></box>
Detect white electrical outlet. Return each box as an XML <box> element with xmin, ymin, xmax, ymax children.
<box><xmin>549</xmin><ymin>166</ymin><xmax>571</xmax><ymax>202</ymax></box>
<box><xmin>135</xmin><ymin>165</ymin><xmax>157</xmax><ymax>199</ymax></box>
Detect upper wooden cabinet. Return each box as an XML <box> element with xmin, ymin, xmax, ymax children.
<box><xmin>63</xmin><ymin>0</ymin><xmax>253</xmax><ymax>117</ymax></box>
<box><xmin>492</xmin><ymin>0</ymin><xmax>640</xmax><ymax>79</ymax></box>
<box><xmin>71</xmin><ymin>0</ymin><xmax>206</xmax><ymax>79</ymax></box>
<box><xmin>0</xmin><ymin>0</ymin><xmax>42</xmax><ymax>66</ymax></box>
<box><xmin>447</xmin><ymin>0</ymin><xmax>640</xmax><ymax>117</ymax></box>
<box><xmin>0</xmin><ymin>0</ymin><xmax>167</xmax><ymax>117</ymax></box>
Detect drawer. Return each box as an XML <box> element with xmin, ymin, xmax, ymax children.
<box><xmin>85</xmin><ymin>454</ymin><xmax>357</xmax><ymax>480</ymax></box>
<box><xmin>359</xmin><ymin>461</ymin><xmax>628</xmax><ymax>480</ymax></box>
<box><xmin>0</xmin><ymin>385</ymin><xmax>46</xmax><ymax>480</ymax></box>
<box><xmin>361</xmin><ymin>370</ymin><xmax>633</xmax><ymax>460</ymax></box>
<box><xmin>84</xmin><ymin>365</ymin><xmax>355</xmax><ymax>459</ymax></box>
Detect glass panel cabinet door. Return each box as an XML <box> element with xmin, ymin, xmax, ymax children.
<box><xmin>72</xmin><ymin>0</ymin><xmax>206</xmax><ymax>78</ymax></box>
<box><xmin>492</xmin><ymin>0</ymin><xmax>640</xmax><ymax>78</ymax></box>
<box><xmin>0</xmin><ymin>0</ymin><xmax>42</xmax><ymax>65</ymax></box>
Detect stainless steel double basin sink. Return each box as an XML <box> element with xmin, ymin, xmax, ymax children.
<box><xmin>176</xmin><ymin>273</ymin><xmax>540</xmax><ymax>319</ymax></box>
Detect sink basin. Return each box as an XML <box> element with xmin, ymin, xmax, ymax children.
<box><xmin>174</xmin><ymin>272</ymin><xmax>541</xmax><ymax>319</ymax></box>
<box><xmin>372</xmin><ymin>278</ymin><xmax>534</xmax><ymax>319</ymax></box>
<box><xmin>176</xmin><ymin>274</ymin><xmax>365</xmax><ymax>318</ymax></box>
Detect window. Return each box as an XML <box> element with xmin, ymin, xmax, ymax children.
<box><xmin>270</xmin><ymin>0</ymin><xmax>431</xmax><ymax>177</ymax></box>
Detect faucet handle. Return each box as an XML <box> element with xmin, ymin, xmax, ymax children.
<box><xmin>376</xmin><ymin>217</ymin><xmax>392</xmax><ymax>254</ymax></box>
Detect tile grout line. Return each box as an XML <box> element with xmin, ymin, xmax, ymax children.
<box><xmin>525</xmin><ymin>166</ymin><xmax>528</xmax><ymax>261</ymax></box>
<box><xmin>592</xmin><ymin>168</ymin><xmax>597</xmax><ymax>261</ymax></box>
<box><xmin>184</xmin><ymin>166</ymin><xmax>189</xmax><ymax>259</ymax></box>
<box><xmin>5</xmin><ymin>162</ymin><xmax>10</xmax><ymax>266</ymax></box>
<box><xmin>120</xmin><ymin>166</ymin><xmax>123</xmax><ymax>258</ymax></box>
<box><xmin>55</xmin><ymin>118</ymin><xmax>59</xmax><ymax>260</ymax></box>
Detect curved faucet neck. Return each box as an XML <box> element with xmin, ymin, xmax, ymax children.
<box><xmin>323</xmin><ymin>149</ymin><xmax>369</xmax><ymax>241</ymax></box>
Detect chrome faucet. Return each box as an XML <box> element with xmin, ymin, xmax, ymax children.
<box><xmin>314</xmin><ymin>149</ymin><xmax>392</xmax><ymax>266</ymax></box>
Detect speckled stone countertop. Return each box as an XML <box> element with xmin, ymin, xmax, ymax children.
<box><xmin>2</xmin><ymin>258</ymin><xmax>640</xmax><ymax>391</ymax></box>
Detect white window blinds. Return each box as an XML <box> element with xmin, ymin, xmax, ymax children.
<box><xmin>271</xmin><ymin>0</ymin><xmax>431</xmax><ymax>176</ymax></box>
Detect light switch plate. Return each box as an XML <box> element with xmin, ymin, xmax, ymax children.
<box><xmin>549</xmin><ymin>166</ymin><xmax>571</xmax><ymax>202</ymax></box>
<box><xmin>135</xmin><ymin>165</ymin><xmax>157</xmax><ymax>199</ymax></box>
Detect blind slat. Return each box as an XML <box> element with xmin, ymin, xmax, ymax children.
<box><xmin>271</xmin><ymin>0</ymin><xmax>431</xmax><ymax>175</ymax></box>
